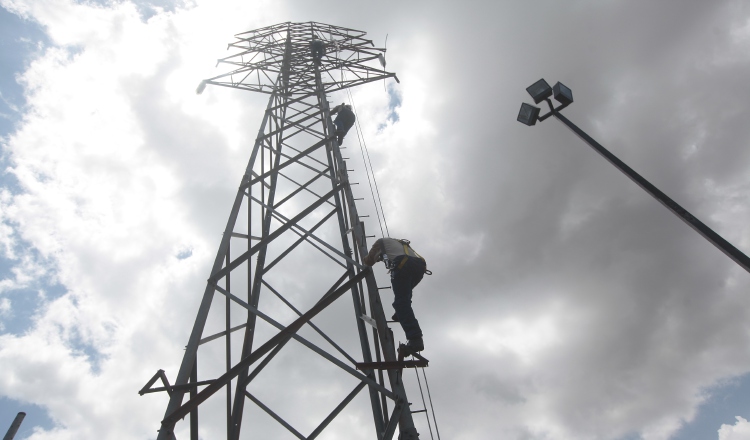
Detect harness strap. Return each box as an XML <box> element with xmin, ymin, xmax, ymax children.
<box><xmin>397</xmin><ymin>254</ymin><xmax>409</xmax><ymax>270</ymax></box>
<box><xmin>401</xmin><ymin>242</ymin><xmax>425</xmax><ymax>261</ymax></box>
<box><xmin>397</xmin><ymin>242</ymin><xmax>430</xmax><ymax>273</ymax></box>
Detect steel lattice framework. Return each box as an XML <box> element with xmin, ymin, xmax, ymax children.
<box><xmin>140</xmin><ymin>22</ymin><xmax>422</xmax><ymax>440</ymax></box>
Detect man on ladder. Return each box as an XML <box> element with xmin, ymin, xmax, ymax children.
<box><xmin>330</xmin><ymin>103</ymin><xmax>356</xmax><ymax>145</ymax></box>
<box><xmin>364</xmin><ymin>238</ymin><xmax>430</xmax><ymax>354</ymax></box>
<box><xmin>310</xmin><ymin>37</ymin><xmax>325</xmax><ymax>65</ymax></box>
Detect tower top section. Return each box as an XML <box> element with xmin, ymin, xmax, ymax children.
<box><xmin>199</xmin><ymin>21</ymin><xmax>398</xmax><ymax>96</ymax></box>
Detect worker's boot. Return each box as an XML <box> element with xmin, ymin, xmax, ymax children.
<box><xmin>391</xmin><ymin>313</ymin><xmax>399</xmax><ymax>322</ymax></box>
<box><xmin>405</xmin><ymin>337</ymin><xmax>424</xmax><ymax>353</ymax></box>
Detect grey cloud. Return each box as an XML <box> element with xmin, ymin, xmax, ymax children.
<box><xmin>472</xmin><ymin>372</ymin><xmax>527</xmax><ymax>405</ymax></box>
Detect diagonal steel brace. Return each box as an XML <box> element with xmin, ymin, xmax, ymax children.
<box><xmin>160</xmin><ymin>268</ymin><xmax>369</xmax><ymax>431</ymax></box>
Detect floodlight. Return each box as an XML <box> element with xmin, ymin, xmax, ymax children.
<box><xmin>196</xmin><ymin>81</ymin><xmax>207</xmax><ymax>95</ymax></box>
<box><xmin>553</xmin><ymin>82</ymin><xmax>573</xmax><ymax>106</ymax></box>
<box><xmin>517</xmin><ymin>103</ymin><xmax>541</xmax><ymax>126</ymax></box>
<box><xmin>526</xmin><ymin>79</ymin><xmax>552</xmax><ymax>104</ymax></box>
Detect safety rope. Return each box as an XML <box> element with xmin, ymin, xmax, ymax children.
<box><xmin>413</xmin><ymin>366</ymin><xmax>435</xmax><ymax>440</ymax></box>
<box><xmin>421</xmin><ymin>367</ymin><xmax>442</xmax><ymax>440</ymax></box>
<box><xmin>343</xmin><ymin>79</ymin><xmax>390</xmax><ymax>238</ymax></box>
<box><xmin>411</xmin><ymin>364</ymin><xmax>442</xmax><ymax>440</ymax></box>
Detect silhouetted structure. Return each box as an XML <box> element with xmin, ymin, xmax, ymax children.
<box><xmin>140</xmin><ymin>22</ymin><xmax>425</xmax><ymax>440</ymax></box>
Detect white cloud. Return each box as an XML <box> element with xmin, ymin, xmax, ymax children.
<box><xmin>719</xmin><ymin>416</ymin><xmax>750</xmax><ymax>440</ymax></box>
<box><xmin>0</xmin><ymin>0</ymin><xmax>285</xmax><ymax>437</ymax></box>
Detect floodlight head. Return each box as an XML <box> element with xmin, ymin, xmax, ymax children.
<box><xmin>517</xmin><ymin>103</ymin><xmax>541</xmax><ymax>126</ymax></box>
<box><xmin>553</xmin><ymin>82</ymin><xmax>573</xmax><ymax>106</ymax></box>
<box><xmin>526</xmin><ymin>79</ymin><xmax>552</xmax><ymax>104</ymax></box>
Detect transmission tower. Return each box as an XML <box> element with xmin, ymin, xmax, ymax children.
<box><xmin>140</xmin><ymin>22</ymin><xmax>427</xmax><ymax>440</ymax></box>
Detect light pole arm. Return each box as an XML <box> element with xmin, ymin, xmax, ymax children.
<box><xmin>551</xmin><ymin>107</ymin><xmax>750</xmax><ymax>274</ymax></box>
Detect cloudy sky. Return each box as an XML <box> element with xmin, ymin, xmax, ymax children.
<box><xmin>3</xmin><ymin>0</ymin><xmax>750</xmax><ymax>439</ymax></box>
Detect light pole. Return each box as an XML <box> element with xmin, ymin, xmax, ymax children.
<box><xmin>3</xmin><ymin>412</ymin><xmax>25</xmax><ymax>440</ymax></box>
<box><xmin>517</xmin><ymin>78</ymin><xmax>750</xmax><ymax>274</ymax></box>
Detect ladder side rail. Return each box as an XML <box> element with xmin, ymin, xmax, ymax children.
<box><xmin>321</xmin><ymin>81</ymin><xmax>419</xmax><ymax>438</ymax></box>
<box><xmin>315</xmin><ymin>66</ymin><xmax>387</xmax><ymax>438</ymax></box>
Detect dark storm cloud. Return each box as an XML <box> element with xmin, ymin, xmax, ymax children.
<box><xmin>301</xmin><ymin>1</ymin><xmax>750</xmax><ymax>438</ymax></box>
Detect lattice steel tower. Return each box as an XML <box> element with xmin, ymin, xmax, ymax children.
<box><xmin>140</xmin><ymin>22</ymin><xmax>428</xmax><ymax>440</ymax></box>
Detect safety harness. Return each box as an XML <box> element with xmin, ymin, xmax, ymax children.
<box><xmin>385</xmin><ymin>239</ymin><xmax>432</xmax><ymax>275</ymax></box>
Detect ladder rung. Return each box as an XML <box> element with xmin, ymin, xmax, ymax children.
<box><xmin>359</xmin><ymin>314</ymin><xmax>377</xmax><ymax>328</ymax></box>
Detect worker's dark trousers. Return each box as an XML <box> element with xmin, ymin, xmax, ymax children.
<box><xmin>390</xmin><ymin>255</ymin><xmax>425</xmax><ymax>341</ymax></box>
<box><xmin>333</xmin><ymin>113</ymin><xmax>354</xmax><ymax>144</ymax></box>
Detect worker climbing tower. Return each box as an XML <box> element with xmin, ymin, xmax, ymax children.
<box><xmin>140</xmin><ymin>22</ymin><xmax>429</xmax><ymax>440</ymax></box>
